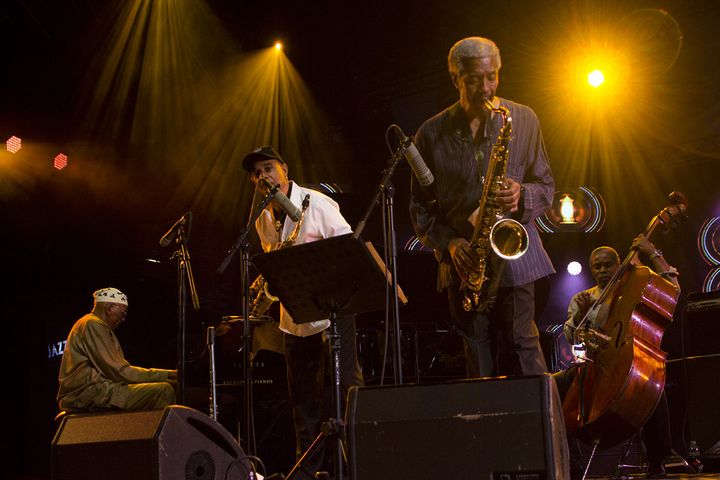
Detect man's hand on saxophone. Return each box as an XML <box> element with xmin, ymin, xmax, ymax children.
<box><xmin>494</xmin><ymin>178</ymin><xmax>522</xmax><ymax>214</ymax></box>
<box><xmin>448</xmin><ymin>237</ymin><xmax>480</xmax><ymax>277</ymax></box>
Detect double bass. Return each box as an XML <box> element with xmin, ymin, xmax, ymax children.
<box><xmin>563</xmin><ymin>191</ymin><xmax>688</xmax><ymax>448</ymax></box>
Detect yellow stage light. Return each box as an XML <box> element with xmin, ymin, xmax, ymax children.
<box><xmin>560</xmin><ymin>194</ymin><xmax>577</xmax><ymax>224</ymax></box>
<box><xmin>274</xmin><ymin>41</ymin><xmax>283</xmax><ymax>51</ymax></box>
<box><xmin>587</xmin><ymin>69</ymin><xmax>605</xmax><ymax>88</ymax></box>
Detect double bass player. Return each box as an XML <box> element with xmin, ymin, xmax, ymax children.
<box><xmin>555</xmin><ymin>234</ymin><xmax>679</xmax><ymax>477</ymax></box>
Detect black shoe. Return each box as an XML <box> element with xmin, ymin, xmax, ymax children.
<box><xmin>569</xmin><ymin>461</ymin><xmax>584</xmax><ymax>480</ymax></box>
<box><xmin>646</xmin><ymin>464</ymin><xmax>666</xmax><ymax>479</ymax></box>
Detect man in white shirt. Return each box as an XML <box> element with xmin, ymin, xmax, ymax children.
<box><xmin>242</xmin><ymin>146</ymin><xmax>363</xmax><ymax>480</ymax></box>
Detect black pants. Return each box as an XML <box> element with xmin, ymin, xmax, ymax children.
<box><xmin>447</xmin><ymin>282</ymin><xmax>548</xmax><ymax>377</ymax></box>
<box><xmin>284</xmin><ymin>315</ymin><xmax>364</xmax><ymax>479</ymax></box>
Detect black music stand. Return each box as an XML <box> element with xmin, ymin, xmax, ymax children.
<box><xmin>253</xmin><ymin>233</ymin><xmax>393</xmax><ymax>480</ymax></box>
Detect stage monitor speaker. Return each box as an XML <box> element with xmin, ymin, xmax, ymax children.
<box><xmin>51</xmin><ymin>405</ymin><xmax>251</xmax><ymax>480</ymax></box>
<box><xmin>683</xmin><ymin>356</ymin><xmax>720</xmax><ymax>456</ymax></box>
<box><xmin>346</xmin><ymin>374</ymin><xmax>570</xmax><ymax>480</ymax></box>
<box><xmin>684</xmin><ymin>290</ymin><xmax>720</xmax><ymax>357</ymax></box>
<box><xmin>679</xmin><ymin>291</ymin><xmax>720</xmax><ymax>456</ymax></box>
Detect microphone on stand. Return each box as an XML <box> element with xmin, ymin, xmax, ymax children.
<box><xmin>399</xmin><ymin>128</ymin><xmax>434</xmax><ymax>187</ymax></box>
<box><xmin>159</xmin><ymin>212</ymin><xmax>192</xmax><ymax>247</ymax></box>
<box><xmin>259</xmin><ymin>179</ymin><xmax>302</xmax><ymax>222</ymax></box>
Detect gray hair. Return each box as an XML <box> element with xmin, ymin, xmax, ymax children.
<box><xmin>590</xmin><ymin>246</ymin><xmax>620</xmax><ymax>265</ymax></box>
<box><xmin>448</xmin><ymin>37</ymin><xmax>502</xmax><ymax>76</ymax></box>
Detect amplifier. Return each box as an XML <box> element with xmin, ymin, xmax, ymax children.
<box><xmin>346</xmin><ymin>374</ymin><xmax>570</xmax><ymax>480</ymax></box>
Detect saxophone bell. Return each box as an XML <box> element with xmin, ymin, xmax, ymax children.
<box><xmin>489</xmin><ymin>218</ymin><xmax>528</xmax><ymax>260</ymax></box>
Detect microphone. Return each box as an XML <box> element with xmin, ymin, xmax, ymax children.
<box><xmin>400</xmin><ymin>129</ymin><xmax>434</xmax><ymax>187</ymax></box>
<box><xmin>159</xmin><ymin>212</ymin><xmax>191</xmax><ymax>247</ymax></box>
<box><xmin>259</xmin><ymin>179</ymin><xmax>302</xmax><ymax>222</ymax></box>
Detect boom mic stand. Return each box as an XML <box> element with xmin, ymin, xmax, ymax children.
<box><xmin>353</xmin><ymin>145</ymin><xmax>405</xmax><ymax>384</ymax></box>
<box><xmin>160</xmin><ymin>212</ymin><xmax>200</xmax><ymax>406</ymax></box>
<box><xmin>217</xmin><ymin>185</ymin><xmax>278</xmax><ymax>455</ymax></box>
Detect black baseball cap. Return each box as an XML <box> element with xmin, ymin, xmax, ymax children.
<box><xmin>241</xmin><ymin>145</ymin><xmax>285</xmax><ymax>173</ymax></box>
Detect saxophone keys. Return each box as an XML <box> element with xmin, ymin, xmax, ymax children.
<box><xmin>463</xmin><ymin>297</ymin><xmax>473</xmax><ymax>312</ymax></box>
<box><xmin>462</xmin><ymin>293</ymin><xmax>480</xmax><ymax>312</ymax></box>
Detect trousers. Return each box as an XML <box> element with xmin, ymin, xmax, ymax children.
<box><xmin>447</xmin><ymin>282</ymin><xmax>548</xmax><ymax>377</ymax></box>
<box><xmin>284</xmin><ymin>315</ymin><xmax>363</xmax><ymax>479</ymax></box>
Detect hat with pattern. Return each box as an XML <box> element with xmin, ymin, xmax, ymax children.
<box><xmin>93</xmin><ymin>287</ymin><xmax>128</xmax><ymax>306</ymax></box>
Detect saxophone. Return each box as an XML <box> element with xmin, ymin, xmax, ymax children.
<box><xmin>249</xmin><ymin>193</ymin><xmax>311</xmax><ymax>317</ymax></box>
<box><xmin>461</xmin><ymin>100</ymin><xmax>529</xmax><ymax>312</ymax></box>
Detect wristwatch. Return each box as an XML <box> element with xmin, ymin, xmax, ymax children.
<box><xmin>650</xmin><ymin>249</ymin><xmax>663</xmax><ymax>259</ymax></box>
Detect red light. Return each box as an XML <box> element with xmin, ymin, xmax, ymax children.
<box><xmin>54</xmin><ymin>153</ymin><xmax>68</xmax><ymax>170</ymax></box>
<box><xmin>6</xmin><ymin>136</ymin><xmax>22</xmax><ymax>153</ymax></box>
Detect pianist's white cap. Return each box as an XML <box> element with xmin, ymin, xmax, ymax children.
<box><xmin>93</xmin><ymin>287</ymin><xmax>128</xmax><ymax>306</ymax></box>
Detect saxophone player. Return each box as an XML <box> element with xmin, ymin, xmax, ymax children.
<box><xmin>242</xmin><ymin>146</ymin><xmax>363</xmax><ymax>480</ymax></box>
<box><xmin>409</xmin><ymin>36</ymin><xmax>555</xmax><ymax>378</ymax></box>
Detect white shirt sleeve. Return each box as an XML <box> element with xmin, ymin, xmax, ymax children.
<box><xmin>276</xmin><ymin>184</ymin><xmax>352</xmax><ymax>337</ymax></box>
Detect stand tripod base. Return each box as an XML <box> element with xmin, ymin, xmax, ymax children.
<box><xmin>285</xmin><ymin>419</ymin><xmax>344</xmax><ymax>480</ymax></box>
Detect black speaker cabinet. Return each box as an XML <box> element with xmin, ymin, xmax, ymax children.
<box><xmin>346</xmin><ymin>374</ymin><xmax>570</xmax><ymax>480</ymax></box>
<box><xmin>51</xmin><ymin>405</ymin><xmax>250</xmax><ymax>480</ymax></box>
<box><xmin>680</xmin><ymin>356</ymin><xmax>720</xmax><ymax>456</ymax></box>
<box><xmin>682</xmin><ymin>291</ymin><xmax>720</xmax><ymax>455</ymax></box>
<box><xmin>685</xmin><ymin>290</ymin><xmax>720</xmax><ymax>357</ymax></box>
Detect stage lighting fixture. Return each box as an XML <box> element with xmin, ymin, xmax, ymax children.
<box><xmin>403</xmin><ymin>235</ymin><xmax>432</xmax><ymax>253</ymax></box>
<box><xmin>698</xmin><ymin>217</ymin><xmax>720</xmax><ymax>266</ymax></box>
<box><xmin>536</xmin><ymin>187</ymin><xmax>606</xmax><ymax>233</ymax></box>
<box><xmin>560</xmin><ymin>194</ymin><xmax>576</xmax><ymax>224</ymax></box>
<box><xmin>54</xmin><ymin>153</ymin><xmax>68</xmax><ymax>170</ymax></box>
<box><xmin>274</xmin><ymin>41</ymin><xmax>283</xmax><ymax>51</ymax></box>
<box><xmin>6</xmin><ymin>136</ymin><xmax>22</xmax><ymax>153</ymax></box>
<box><xmin>567</xmin><ymin>261</ymin><xmax>582</xmax><ymax>276</ymax></box>
<box><xmin>587</xmin><ymin>69</ymin><xmax>605</xmax><ymax>88</ymax></box>
<box><xmin>698</xmin><ymin>216</ymin><xmax>720</xmax><ymax>292</ymax></box>
<box><xmin>703</xmin><ymin>269</ymin><xmax>720</xmax><ymax>293</ymax></box>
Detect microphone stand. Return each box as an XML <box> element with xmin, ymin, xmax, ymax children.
<box><xmin>217</xmin><ymin>187</ymin><xmax>278</xmax><ymax>454</ymax></box>
<box><xmin>172</xmin><ymin>223</ymin><xmax>200</xmax><ymax>405</ymax></box>
<box><xmin>353</xmin><ymin>148</ymin><xmax>404</xmax><ymax>385</ymax></box>
<box><xmin>207</xmin><ymin>326</ymin><xmax>218</xmax><ymax>421</ymax></box>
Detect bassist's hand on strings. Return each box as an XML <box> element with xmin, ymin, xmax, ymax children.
<box><xmin>632</xmin><ymin>233</ymin><xmax>681</xmax><ymax>288</ymax></box>
<box><xmin>631</xmin><ymin>233</ymin><xmax>655</xmax><ymax>256</ymax></box>
<box><xmin>574</xmin><ymin>291</ymin><xmax>595</xmax><ymax>316</ymax></box>
<box><xmin>630</xmin><ymin>233</ymin><xmax>655</xmax><ymax>266</ymax></box>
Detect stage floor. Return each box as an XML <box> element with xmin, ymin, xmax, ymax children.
<box><xmin>588</xmin><ymin>475</ymin><xmax>719</xmax><ymax>480</ymax></box>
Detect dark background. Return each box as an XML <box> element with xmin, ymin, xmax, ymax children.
<box><xmin>2</xmin><ymin>0</ymin><xmax>719</xmax><ymax>478</ymax></box>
